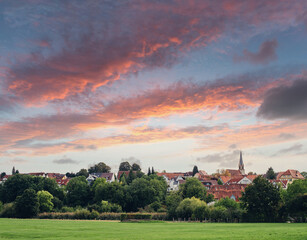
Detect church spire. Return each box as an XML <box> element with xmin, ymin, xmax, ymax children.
<box><xmin>239</xmin><ymin>151</ymin><xmax>245</xmax><ymax>175</ymax></box>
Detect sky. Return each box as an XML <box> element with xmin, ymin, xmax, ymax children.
<box><xmin>0</xmin><ymin>0</ymin><xmax>307</xmax><ymax>175</ymax></box>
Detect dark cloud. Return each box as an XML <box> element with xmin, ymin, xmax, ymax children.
<box><xmin>53</xmin><ymin>157</ymin><xmax>79</xmax><ymax>164</ymax></box>
<box><xmin>271</xmin><ymin>143</ymin><xmax>303</xmax><ymax>157</ymax></box>
<box><xmin>229</xmin><ymin>144</ymin><xmax>237</xmax><ymax>149</ymax></box>
<box><xmin>278</xmin><ymin>133</ymin><xmax>296</xmax><ymax>140</ymax></box>
<box><xmin>234</xmin><ymin>39</ymin><xmax>278</xmax><ymax>65</ymax></box>
<box><xmin>257</xmin><ymin>79</ymin><xmax>307</xmax><ymax>120</ymax></box>
<box><xmin>197</xmin><ymin>150</ymin><xmax>240</xmax><ymax>168</ymax></box>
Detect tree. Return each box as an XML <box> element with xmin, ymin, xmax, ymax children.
<box><xmin>94</xmin><ymin>181</ymin><xmax>125</xmax><ymax>207</ymax></box>
<box><xmin>266</xmin><ymin>167</ymin><xmax>276</xmax><ymax>180</ymax></box>
<box><xmin>0</xmin><ymin>172</ymin><xmax>5</xmax><ymax>179</ymax></box>
<box><xmin>241</xmin><ymin>176</ymin><xmax>282</xmax><ymax>222</ymax></box>
<box><xmin>166</xmin><ymin>191</ymin><xmax>182</xmax><ymax>219</ymax></box>
<box><xmin>66</xmin><ymin>172</ymin><xmax>76</xmax><ymax>178</ymax></box>
<box><xmin>176</xmin><ymin>197</ymin><xmax>207</xmax><ymax>220</ymax></box>
<box><xmin>131</xmin><ymin>163</ymin><xmax>141</xmax><ymax>171</ymax></box>
<box><xmin>192</xmin><ymin>166</ymin><xmax>199</xmax><ymax>176</ymax></box>
<box><xmin>147</xmin><ymin>167</ymin><xmax>151</xmax><ymax>176</ymax></box>
<box><xmin>66</xmin><ymin>176</ymin><xmax>90</xmax><ymax>207</ymax></box>
<box><xmin>15</xmin><ymin>189</ymin><xmax>39</xmax><ymax>218</ymax></box>
<box><xmin>76</xmin><ymin>168</ymin><xmax>89</xmax><ymax>178</ymax></box>
<box><xmin>152</xmin><ymin>167</ymin><xmax>155</xmax><ymax>174</ymax></box>
<box><xmin>217</xmin><ymin>179</ymin><xmax>223</xmax><ymax>185</ymax></box>
<box><xmin>127</xmin><ymin>170</ymin><xmax>136</xmax><ymax>184</ymax></box>
<box><xmin>119</xmin><ymin>161</ymin><xmax>131</xmax><ymax>171</ymax></box>
<box><xmin>301</xmin><ymin>171</ymin><xmax>307</xmax><ymax>179</ymax></box>
<box><xmin>12</xmin><ymin>166</ymin><xmax>16</xmax><ymax>175</ymax></box>
<box><xmin>180</xmin><ymin>178</ymin><xmax>209</xmax><ymax>202</ymax></box>
<box><xmin>88</xmin><ymin>162</ymin><xmax>111</xmax><ymax>173</ymax></box>
<box><xmin>37</xmin><ymin>190</ymin><xmax>54</xmax><ymax>213</ymax></box>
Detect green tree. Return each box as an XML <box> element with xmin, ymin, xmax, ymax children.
<box><xmin>192</xmin><ymin>166</ymin><xmax>199</xmax><ymax>176</ymax></box>
<box><xmin>131</xmin><ymin>163</ymin><xmax>141</xmax><ymax>171</ymax></box>
<box><xmin>176</xmin><ymin>197</ymin><xmax>207</xmax><ymax>220</ymax></box>
<box><xmin>95</xmin><ymin>181</ymin><xmax>125</xmax><ymax>208</ymax></box>
<box><xmin>12</xmin><ymin>166</ymin><xmax>16</xmax><ymax>175</ymax></box>
<box><xmin>241</xmin><ymin>176</ymin><xmax>282</xmax><ymax>222</ymax></box>
<box><xmin>76</xmin><ymin>168</ymin><xmax>89</xmax><ymax>178</ymax></box>
<box><xmin>66</xmin><ymin>176</ymin><xmax>90</xmax><ymax>207</ymax></box>
<box><xmin>266</xmin><ymin>167</ymin><xmax>276</xmax><ymax>180</ymax></box>
<box><xmin>127</xmin><ymin>170</ymin><xmax>136</xmax><ymax>184</ymax></box>
<box><xmin>15</xmin><ymin>170</ymin><xmax>19</xmax><ymax>174</ymax></box>
<box><xmin>300</xmin><ymin>171</ymin><xmax>307</xmax><ymax>179</ymax></box>
<box><xmin>15</xmin><ymin>189</ymin><xmax>39</xmax><ymax>218</ymax></box>
<box><xmin>147</xmin><ymin>167</ymin><xmax>151</xmax><ymax>176</ymax></box>
<box><xmin>0</xmin><ymin>172</ymin><xmax>5</xmax><ymax>179</ymax></box>
<box><xmin>217</xmin><ymin>179</ymin><xmax>223</xmax><ymax>185</ymax></box>
<box><xmin>88</xmin><ymin>162</ymin><xmax>111</xmax><ymax>173</ymax></box>
<box><xmin>166</xmin><ymin>191</ymin><xmax>182</xmax><ymax>219</ymax></box>
<box><xmin>152</xmin><ymin>167</ymin><xmax>155</xmax><ymax>174</ymax></box>
<box><xmin>119</xmin><ymin>161</ymin><xmax>131</xmax><ymax>171</ymax></box>
<box><xmin>37</xmin><ymin>190</ymin><xmax>54</xmax><ymax>213</ymax></box>
<box><xmin>180</xmin><ymin>178</ymin><xmax>209</xmax><ymax>201</ymax></box>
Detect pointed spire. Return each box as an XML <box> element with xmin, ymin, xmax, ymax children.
<box><xmin>239</xmin><ymin>151</ymin><xmax>243</xmax><ymax>166</ymax></box>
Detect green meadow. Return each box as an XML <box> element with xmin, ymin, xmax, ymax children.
<box><xmin>0</xmin><ymin>219</ymin><xmax>306</xmax><ymax>240</ymax></box>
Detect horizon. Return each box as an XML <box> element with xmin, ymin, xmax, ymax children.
<box><xmin>1</xmin><ymin>1</ymin><xmax>307</xmax><ymax>175</ymax></box>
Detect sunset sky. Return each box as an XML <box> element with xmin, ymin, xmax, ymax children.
<box><xmin>0</xmin><ymin>0</ymin><xmax>307</xmax><ymax>174</ymax></box>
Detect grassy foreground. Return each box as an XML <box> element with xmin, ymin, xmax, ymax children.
<box><xmin>0</xmin><ymin>219</ymin><xmax>306</xmax><ymax>240</ymax></box>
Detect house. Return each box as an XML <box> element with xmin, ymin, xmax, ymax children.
<box><xmin>202</xmin><ymin>180</ymin><xmax>218</xmax><ymax>189</ymax></box>
<box><xmin>277</xmin><ymin>169</ymin><xmax>304</xmax><ymax>183</ymax></box>
<box><xmin>227</xmin><ymin>176</ymin><xmax>252</xmax><ymax>185</ymax></box>
<box><xmin>246</xmin><ymin>174</ymin><xmax>258</xmax><ymax>182</ymax></box>
<box><xmin>208</xmin><ymin>184</ymin><xmax>247</xmax><ymax>202</ymax></box>
<box><xmin>27</xmin><ymin>172</ymin><xmax>46</xmax><ymax>177</ymax></box>
<box><xmin>194</xmin><ymin>170</ymin><xmax>211</xmax><ymax>181</ymax></box>
<box><xmin>56</xmin><ymin>178</ymin><xmax>70</xmax><ymax>187</ymax></box>
<box><xmin>117</xmin><ymin>171</ymin><xmax>137</xmax><ymax>179</ymax></box>
<box><xmin>219</xmin><ymin>176</ymin><xmax>231</xmax><ymax>184</ymax></box>
<box><xmin>269</xmin><ymin>179</ymin><xmax>288</xmax><ymax>189</ymax></box>
<box><xmin>87</xmin><ymin>172</ymin><xmax>115</xmax><ymax>184</ymax></box>
<box><xmin>156</xmin><ymin>172</ymin><xmax>187</xmax><ymax>191</ymax></box>
<box><xmin>0</xmin><ymin>175</ymin><xmax>12</xmax><ymax>184</ymax></box>
<box><xmin>46</xmin><ymin>173</ymin><xmax>67</xmax><ymax>180</ymax></box>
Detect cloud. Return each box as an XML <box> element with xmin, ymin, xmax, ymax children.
<box><xmin>229</xmin><ymin>144</ymin><xmax>237</xmax><ymax>149</ymax></box>
<box><xmin>271</xmin><ymin>143</ymin><xmax>303</xmax><ymax>157</ymax></box>
<box><xmin>278</xmin><ymin>133</ymin><xmax>296</xmax><ymax>140</ymax></box>
<box><xmin>257</xmin><ymin>79</ymin><xmax>307</xmax><ymax>120</ymax></box>
<box><xmin>53</xmin><ymin>157</ymin><xmax>79</xmax><ymax>165</ymax></box>
<box><xmin>234</xmin><ymin>39</ymin><xmax>278</xmax><ymax>65</ymax></box>
<box><xmin>3</xmin><ymin>1</ymin><xmax>307</xmax><ymax>105</ymax></box>
<box><xmin>197</xmin><ymin>150</ymin><xmax>241</xmax><ymax>168</ymax></box>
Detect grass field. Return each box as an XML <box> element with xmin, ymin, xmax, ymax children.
<box><xmin>0</xmin><ymin>219</ymin><xmax>306</xmax><ymax>240</ymax></box>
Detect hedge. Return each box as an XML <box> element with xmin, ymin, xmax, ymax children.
<box><xmin>121</xmin><ymin>213</ymin><xmax>152</xmax><ymax>221</ymax></box>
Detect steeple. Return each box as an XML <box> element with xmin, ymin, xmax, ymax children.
<box><xmin>239</xmin><ymin>151</ymin><xmax>245</xmax><ymax>175</ymax></box>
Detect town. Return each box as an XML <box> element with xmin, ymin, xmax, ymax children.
<box><xmin>1</xmin><ymin>151</ymin><xmax>305</xmax><ymax>203</ymax></box>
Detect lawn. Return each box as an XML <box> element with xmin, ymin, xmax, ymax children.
<box><xmin>0</xmin><ymin>219</ymin><xmax>306</xmax><ymax>240</ymax></box>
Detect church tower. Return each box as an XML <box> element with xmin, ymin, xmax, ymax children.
<box><xmin>239</xmin><ymin>151</ymin><xmax>245</xmax><ymax>175</ymax></box>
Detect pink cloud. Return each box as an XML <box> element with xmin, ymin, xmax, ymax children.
<box><xmin>234</xmin><ymin>39</ymin><xmax>278</xmax><ymax>64</ymax></box>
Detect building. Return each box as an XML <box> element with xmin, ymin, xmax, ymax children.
<box><xmin>208</xmin><ymin>184</ymin><xmax>247</xmax><ymax>202</ymax></box>
<box><xmin>277</xmin><ymin>169</ymin><xmax>304</xmax><ymax>183</ymax></box>
<box><xmin>238</xmin><ymin>151</ymin><xmax>245</xmax><ymax>175</ymax></box>
<box><xmin>87</xmin><ymin>172</ymin><xmax>115</xmax><ymax>184</ymax></box>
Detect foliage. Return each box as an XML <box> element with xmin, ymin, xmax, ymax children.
<box><xmin>166</xmin><ymin>191</ymin><xmax>182</xmax><ymax>219</ymax></box>
<box><xmin>120</xmin><ymin>213</ymin><xmax>152</xmax><ymax>221</ymax></box>
<box><xmin>119</xmin><ymin>161</ymin><xmax>131</xmax><ymax>171</ymax></box>
<box><xmin>0</xmin><ymin>203</ymin><xmax>16</xmax><ymax>218</ymax></box>
<box><xmin>217</xmin><ymin>179</ymin><xmax>223</xmax><ymax>185</ymax></box>
<box><xmin>176</xmin><ymin>197</ymin><xmax>207</xmax><ymax>220</ymax></box>
<box><xmin>88</xmin><ymin>162</ymin><xmax>111</xmax><ymax>173</ymax></box>
<box><xmin>180</xmin><ymin>177</ymin><xmax>209</xmax><ymax>202</ymax></box>
<box><xmin>241</xmin><ymin>176</ymin><xmax>282</xmax><ymax>222</ymax></box>
<box><xmin>301</xmin><ymin>171</ymin><xmax>307</xmax><ymax>178</ymax></box>
<box><xmin>37</xmin><ymin>190</ymin><xmax>54</xmax><ymax>213</ymax></box>
<box><xmin>127</xmin><ymin>170</ymin><xmax>136</xmax><ymax>184</ymax></box>
<box><xmin>94</xmin><ymin>181</ymin><xmax>125</xmax><ymax>207</ymax></box>
<box><xmin>192</xmin><ymin>166</ymin><xmax>198</xmax><ymax>176</ymax></box>
<box><xmin>76</xmin><ymin>168</ymin><xmax>89</xmax><ymax>178</ymax></box>
<box><xmin>66</xmin><ymin>176</ymin><xmax>90</xmax><ymax>207</ymax></box>
<box><xmin>0</xmin><ymin>172</ymin><xmax>6</xmax><ymax>179</ymax></box>
<box><xmin>0</xmin><ymin>201</ymin><xmax>2</xmax><ymax>212</ymax></box>
<box><xmin>131</xmin><ymin>163</ymin><xmax>141</xmax><ymax>171</ymax></box>
<box><xmin>15</xmin><ymin>189</ymin><xmax>39</xmax><ymax>218</ymax></box>
<box><xmin>266</xmin><ymin>167</ymin><xmax>276</xmax><ymax>180</ymax></box>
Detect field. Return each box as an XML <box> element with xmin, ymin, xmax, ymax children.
<box><xmin>0</xmin><ymin>219</ymin><xmax>306</xmax><ymax>240</ymax></box>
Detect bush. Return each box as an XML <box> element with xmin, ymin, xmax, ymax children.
<box><xmin>61</xmin><ymin>206</ymin><xmax>75</xmax><ymax>212</ymax></box>
<box><xmin>0</xmin><ymin>201</ymin><xmax>3</xmax><ymax>212</ymax></box>
<box><xmin>37</xmin><ymin>211</ymin><xmax>122</xmax><ymax>220</ymax></box>
<box><xmin>0</xmin><ymin>203</ymin><xmax>16</xmax><ymax>218</ymax></box>
<box><xmin>121</xmin><ymin>213</ymin><xmax>152</xmax><ymax>221</ymax></box>
<box><xmin>176</xmin><ymin>197</ymin><xmax>207</xmax><ymax>220</ymax></box>
<box><xmin>74</xmin><ymin>209</ymin><xmax>91</xmax><ymax>219</ymax></box>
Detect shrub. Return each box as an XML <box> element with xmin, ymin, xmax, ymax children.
<box><xmin>176</xmin><ymin>197</ymin><xmax>207</xmax><ymax>220</ymax></box>
<box><xmin>0</xmin><ymin>201</ymin><xmax>3</xmax><ymax>212</ymax></box>
<box><xmin>61</xmin><ymin>206</ymin><xmax>75</xmax><ymax>212</ymax></box>
<box><xmin>0</xmin><ymin>203</ymin><xmax>16</xmax><ymax>218</ymax></box>
<box><xmin>121</xmin><ymin>213</ymin><xmax>152</xmax><ymax>221</ymax></box>
<box><xmin>74</xmin><ymin>209</ymin><xmax>91</xmax><ymax>219</ymax></box>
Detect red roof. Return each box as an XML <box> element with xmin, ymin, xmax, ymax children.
<box><xmin>118</xmin><ymin>171</ymin><xmax>137</xmax><ymax>179</ymax></box>
<box><xmin>219</xmin><ymin>176</ymin><xmax>231</xmax><ymax>184</ymax></box>
<box><xmin>226</xmin><ymin>176</ymin><xmax>244</xmax><ymax>185</ymax></box>
<box><xmin>156</xmin><ymin>172</ymin><xmax>185</xmax><ymax>180</ymax></box>
<box><xmin>246</xmin><ymin>175</ymin><xmax>258</xmax><ymax>181</ymax></box>
<box><xmin>226</xmin><ymin>169</ymin><xmax>243</xmax><ymax>177</ymax></box>
<box><xmin>56</xmin><ymin>178</ymin><xmax>70</xmax><ymax>186</ymax></box>
<box><xmin>278</xmin><ymin>169</ymin><xmax>304</xmax><ymax>180</ymax></box>
<box><xmin>208</xmin><ymin>184</ymin><xmax>247</xmax><ymax>202</ymax></box>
